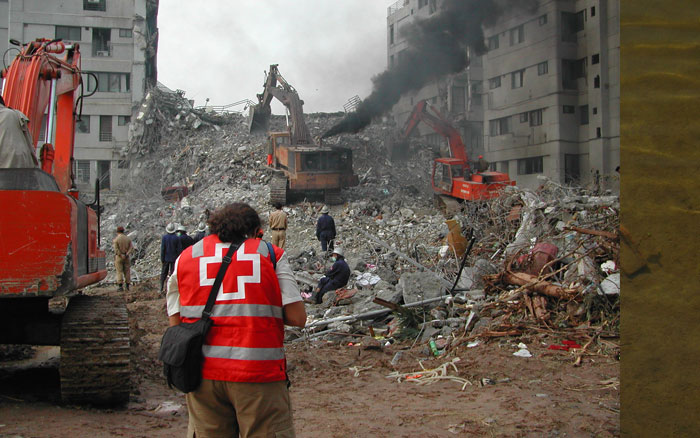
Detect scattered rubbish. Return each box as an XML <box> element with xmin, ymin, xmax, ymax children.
<box><xmin>513</xmin><ymin>343</ymin><xmax>532</xmax><ymax>358</ymax></box>
<box><xmin>348</xmin><ymin>365</ymin><xmax>372</xmax><ymax>377</ymax></box>
<box><xmin>386</xmin><ymin>357</ymin><xmax>472</xmax><ymax>390</ymax></box>
<box><xmin>429</xmin><ymin>338</ymin><xmax>441</xmax><ymax>357</ymax></box>
<box><xmin>467</xmin><ymin>341</ymin><xmax>481</xmax><ymax>348</ymax></box>
<box><xmin>548</xmin><ymin>340</ymin><xmax>582</xmax><ymax>351</ymax></box>
<box><xmin>154</xmin><ymin>401</ymin><xmax>182</xmax><ymax>414</ymax></box>
<box><xmin>390</xmin><ymin>351</ymin><xmax>403</xmax><ymax>366</ymax></box>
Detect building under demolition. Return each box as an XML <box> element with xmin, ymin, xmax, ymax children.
<box><xmin>0</xmin><ymin>0</ymin><xmax>158</xmax><ymax>192</ymax></box>
<box><xmin>386</xmin><ymin>0</ymin><xmax>619</xmax><ymax>190</ymax></box>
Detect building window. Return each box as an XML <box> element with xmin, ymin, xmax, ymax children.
<box><xmin>580</xmin><ymin>105</ymin><xmax>589</xmax><ymax>125</ymax></box>
<box><xmin>537</xmin><ymin>61</ymin><xmax>548</xmax><ymax>75</ymax></box>
<box><xmin>92</xmin><ymin>27</ymin><xmax>111</xmax><ymax>57</ymax></box>
<box><xmin>539</xmin><ymin>14</ymin><xmax>547</xmax><ymax>25</ymax></box>
<box><xmin>118</xmin><ymin>115</ymin><xmax>131</xmax><ymax>126</ymax></box>
<box><xmin>451</xmin><ymin>86</ymin><xmax>466</xmax><ymax>112</ymax></box>
<box><xmin>561</xmin><ymin>12</ymin><xmax>584</xmax><ymax>42</ymax></box>
<box><xmin>596</xmin><ymin>127</ymin><xmax>602</xmax><ymax>138</ymax></box>
<box><xmin>565</xmin><ymin>154</ymin><xmax>580</xmax><ymax>184</ymax></box>
<box><xmin>489</xmin><ymin>76</ymin><xmax>501</xmax><ymax>89</ymax></box>
<box><xmin>470</xmin><ymin>82</ymin><xmax>482</xmax><ymax>106</ymax></box>
<box><xmin>563</xmin><ymin>105</ymin><xmax>575</xmax><ymax>114</ymax></box>
<box><xmin>594</xmin><ymin>75</ymin><xmax>601</xmax><ymax>88</ymax></box>
<box><xmin>390</xmin><ymin>24</ymin><xmax>394</xmax><ymax>45</ymax></box>
<box><xmin>99</xmin><ymin>116</ymin><xmax>112</xmax><ymax>142</ymax></box>
<box><xmin>55</xmin><ymin>26</ymin><xmax>81</xmax><ymax>42</ymax></box>
<box><xmin>83</xmin><ymin>0</ymin><xmax>106</xmax><ymax>12</ymax></box>
<box><xmin>593</xmin><ymin>107</ymin><xmax>598</xmax><ymax>115</ymax></box>
<box><xmin>509</xmin><ymin>25</ymin><xmax>524</xmax><ymax>46</ymax></box>
<box><xmin>86</xmin><ymin>72</ymin><xmax>130</xmax><ymax>93</ymax></box>
<box><xmin>117</xmin><ymin>160</ymin><xmax>130</xmax><ymax>169</ymax></box>
<box><xmin>529</xmin><ymin>109</ymin><xmax>542</xmax><ymax>126</ymax></box>
<box><xmin>518</xmin><ymin>157</ymin><xmax>543</xmax><ymax>175</ymax></box>
<box><xmin>592</xmin><ymin>53</ymin><xmax>600</xmax><ymax>64</ymax></box>
<box><xmin>519</xmin><ymin>112</ymin><xmax>528</xmax><ymax>123</ymax></box>
<box><xmin>487</xmin><ymin>35</ymin><xmax>499</xmax><ymax>50</ymax></box>
<box><xmin>562</xmin><ymin>58</ymin><xmax>586</xmax><ymax>89</ymax></box>
<box><xmin>76</xmin><ymin>160</ymin><xmax>91</xmax><ymax>184</ymax></box>
<box><xmin>76</xmin><ymin>115</ymin><xmax>90</xmax><ymax>133</ymax></box>
<box><xmin>489</xmin><ymin>116</ymin><xmax>511</xmax><ymax>136</ymax></box>
<box><xmin>390</xmin><ymin>55</ymin><xmax>394</xmax><ymax>67</ymax></box>
<box><xmin>429</xmin><ymin>0</ymin><xmax>437</xmax><ymax>14</ymax></box>
<box><xmin>511</xmin><ymin>70</ymin><xmax>524</xmax><ymax>89</ymax></box>
<box><xmin>575</xmin><ymin>10</ymin><xmax>586</xmax><ymax>31</ymax></box>
<box><xmin>591</xmin><ymin>6</ymin><xmax>596</xmax><ymax>17</ymax></box>
<box><xmin>119</xmin><ymin>28</ymin><xmax>133</xmax><ymax>38</ymax></box>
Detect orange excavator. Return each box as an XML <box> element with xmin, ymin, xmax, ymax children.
<box><xmin>248</xmin><ymin>64</ymin><xmax>358</xmax><ymax>205</ymax></box>
<box><xmin>398</xmin><ymin>99</ymin><xmax>514</xmax><ymax>213</ymax></box>
<box><xmin>0</xmin><ymin>39</ymin><xmax>129</xmax><ymax>404</ymax></box>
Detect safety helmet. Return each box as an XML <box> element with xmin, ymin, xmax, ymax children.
<box><xmin>177</xmin><ymin>224</ymin><xmax>187</xmax><ymax>233</ymax></box>
<box><xmin>196</xmin><ymin>222</ymin><xmax>207</xmax><ymax>232</ymax></box>
<box><xmin>478</xmin><ymin>155</ymin><xmax>483</xmax><ymax>159</ymax></box>
<box><xmin>332</xmin><ymin>247</ymin><xmax>343</xmax><ymax>257</ymax></box>
<box><xmin>320</xmin><ymin>205</ymin><xmax>330</xmax><ymax>214</ymax></box>
<box><xmin>166</xmin><ymin>223</ymin><xmax>176</xmax><ymax>234</ymax></box>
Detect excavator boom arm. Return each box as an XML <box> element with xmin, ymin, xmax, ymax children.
<box><xmin>401</xmin><ymin>99</ymin><xmax>468</xmax><ymax>163</ymax></box>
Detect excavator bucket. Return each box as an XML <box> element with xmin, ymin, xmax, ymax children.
<box><xmin>248</xmin><ymin>104</ymin><xmax>271</xmax><ymax>134</ymax></box>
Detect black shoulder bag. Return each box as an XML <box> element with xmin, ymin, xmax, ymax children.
<box><xmin>158</xmin><ymin>243</ymin><xmax>239</xmax><ymax>393</ymax></box>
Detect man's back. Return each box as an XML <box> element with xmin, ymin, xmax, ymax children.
<box><xmin>0</xmin><ymin>105</ymin><xmax>38</xmax><ymax>168</ymax></box>
<box><xmin>161</xmin><ymin>233</ymin><xmax>181</xmax><ymax>262</ymax></box>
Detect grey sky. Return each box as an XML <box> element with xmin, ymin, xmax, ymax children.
<box><xmin>157</xmin><ymin>1</ymin><xmax>394</xmax><ymax>114</ymax></box>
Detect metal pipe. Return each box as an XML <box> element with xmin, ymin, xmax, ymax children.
<box><xmin>46</xmin><ymin>78</ymin><xmax>58</xmax><ymax>144</ymax></box>
<box><xmin>303</xmin><ymin>294</ymin><xmax>451</xmax><ymax>329</ymax></box>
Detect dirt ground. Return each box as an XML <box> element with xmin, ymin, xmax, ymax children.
<box><xmin>0</xmin><ymin>284</ymin><xmax>619</xmax><ymax>438</ymax></box>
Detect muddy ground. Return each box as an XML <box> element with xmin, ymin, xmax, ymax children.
<box><xmin>0</xmin><ymin>284</ymin><xmax>619</xmax><ymax>438</ymax></box>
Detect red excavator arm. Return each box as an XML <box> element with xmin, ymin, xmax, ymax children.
<box><xmin>1</xmin><ymin>38</ymin><xmax>82</xmax><ymax>193</ymax></box>
<box><xmin>400</xmin><ymin>99</ymin><xmax>468</xmax><ymax>163</ymax></box>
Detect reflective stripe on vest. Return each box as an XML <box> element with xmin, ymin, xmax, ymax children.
<box><xmin>180</xmin><ymin>303</ymin><xmax>283</xmax><ymax>319</ymax></box>
<box><xmin>204</xmin><ymin>345</ymin><xmax>285</xmax><ymax>361</ymax></box>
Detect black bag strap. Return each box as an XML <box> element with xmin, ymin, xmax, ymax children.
<box><xmin>265</xmin><ymin>241</ymin><xmax>277</xmax><ymax>270</ymax></box>
<box><xmin>201</xmin><ymin>243</ymin><xmax>239</xmax><ymax>320</ymax></box>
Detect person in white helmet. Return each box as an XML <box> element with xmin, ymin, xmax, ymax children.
<box><xmin>310</xmin><ymin>247</ymin><xmax>350</xmax><ymax>304</ymax></box>
<box><xmin>192</xmin><ymin>222</ymin><xmax>207</xmax><ymax>243</ymax></box>
<box><xmin>176</xmin><ymin>224</ymin><xmax>194</xmax><ymax>252</ymax></box>
<box><xmin>160</xmin><ymin>222</ymin><xmax>181</xmax><ymax>294</ymax></box>
<box><xmin>315</xmin><ymin>205</ymin><xmax>335</xmax><ymax>254</ymax></box>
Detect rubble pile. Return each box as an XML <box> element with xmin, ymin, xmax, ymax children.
<box><xmin>100</xmin><ymin>87</ymin><xmax>620</xmax><ymax>362</ymax></box>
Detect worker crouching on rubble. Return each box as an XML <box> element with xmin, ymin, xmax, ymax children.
<box><xmin>165</xmin><ymin>202</ymin><xmax>306</xmax><ymax>438</ymax></box>
<box><xmin>309</xmin><ymin>248</ymin><xmax>350</xmax><ymax>304</ymax></box>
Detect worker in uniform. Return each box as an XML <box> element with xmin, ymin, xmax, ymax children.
<box><xmin>113</xmin><ymin>226</ymin><xmax>133</xmax><ymax>291</ymax></box>
<box><xmin>166</xmin><ymin>202</ymin><xmax>306</xmax><ymax>438</ymax></box>
<box><xmin>475</xmin><ymin>155</ymin><xmax>489</xmax><ymax>173</ymax></box>
<box><xmin>160</xmin><ymin>223</ymin><xmax>181</xmax><ymax>295</ymax></box>
<box><xmin>176</xmin><ymin>224</ymin><xmax>195</xmax><ymax>253</ymax></box>
<box><xmin>192</xmin><ymin>222</ymin><xmax>207</xmax><ymax>243</ymax></box>
<box><xmin>315</xmin><ymin>205</ymin><xmax>336</xmax><ymax>254</ymax></box>
<box><xmin>0</xmin><ymin>95</ymin><xmax>38</xmax><ymax>168</ymax></box>
<box><xmin>268</xmin><ymin>202</ymin><xmax>288</xmax><ymax>249</ymax></box>
<box><xmin>310</xmin><ymin>247</ymin><xmax>350</xmax><ymax>304</ymax></box>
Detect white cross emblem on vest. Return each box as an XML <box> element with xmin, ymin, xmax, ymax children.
<box><xmin>199</xmin><ymin>243</ymin><xmax>261</xmax><ymax>300</ymax></box>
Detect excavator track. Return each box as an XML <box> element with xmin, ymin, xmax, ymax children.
<box><xmin>324</xmin><ymin>189</ymin><xmax>342</xmax><ymax>205</ymax></box>
<box><xmin>270</xmin><ymin>174</ymin><xmax>288</xmax><ymax>205</ymax></box>
<box><xmin>60</xmin><ymin>295</ymin><xmax>130</xmax><ymax>405</ymax></box>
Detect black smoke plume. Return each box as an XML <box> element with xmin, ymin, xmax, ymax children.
<box><xmin>322</xmin><ymin>0</ymin><xmax>535</xmax><ymax>138</ymax></box>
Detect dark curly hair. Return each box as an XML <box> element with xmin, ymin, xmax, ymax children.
<box><xmin>207</xmin><ymin>202</ymin><xmax>261</xmax><ymax>243</ymax></box>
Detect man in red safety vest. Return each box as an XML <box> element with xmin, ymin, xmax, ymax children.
<box><xmin>166</xmin><ymin>202</ymin><xmax>306</xmax><ymax>438</ymax></box>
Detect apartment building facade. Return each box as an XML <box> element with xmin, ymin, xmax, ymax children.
<box><xmin>1</xmin><ymin>0</ymin><xmax>157</xmax><ymax>192</ymax></box>
<box><xmin>386</xmin><ymin>0</ymin><xmax>620</xmax><ymax>190</ymax></box>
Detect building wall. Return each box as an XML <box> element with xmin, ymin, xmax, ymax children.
<box><xmin>0</xmin><ymin>0</ymin><xmax>8</xmax><ymax>66</ymax></box>
<box><xmin>386</xmin><ymin>0</ymin><xmax>619</xmax><ymax>191</ymax></box>
<box><xmin>3</xmin><ymin>0</ymin><xmax>153</xmax><ymax>192</ymax></box>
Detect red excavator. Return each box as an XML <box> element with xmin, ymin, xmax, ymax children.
<box><xmin>398</xmin><ymin>99</ymin><xmax>514</xmax><ymax>213</ymax></box>
<box><xmin>0</xmin><ymin>39</ymin><xmax>129</xmax><ymax>404</ymax></box>
<box><xmin>248</xmin><ymin>64</ymin><xmax>358</xmax><ymax>205</ymax></box>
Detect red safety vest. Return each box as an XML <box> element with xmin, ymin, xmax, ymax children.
<box><xmin>176</xmin><ymin>235</ymin><xmax>286</xmax><ymax>382</ymax></box>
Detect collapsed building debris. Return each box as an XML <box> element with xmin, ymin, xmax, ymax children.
<box><xmin>99</xmin><ymin>85</ymin><xmax>620</xmax><ymax>368</ymax></box>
